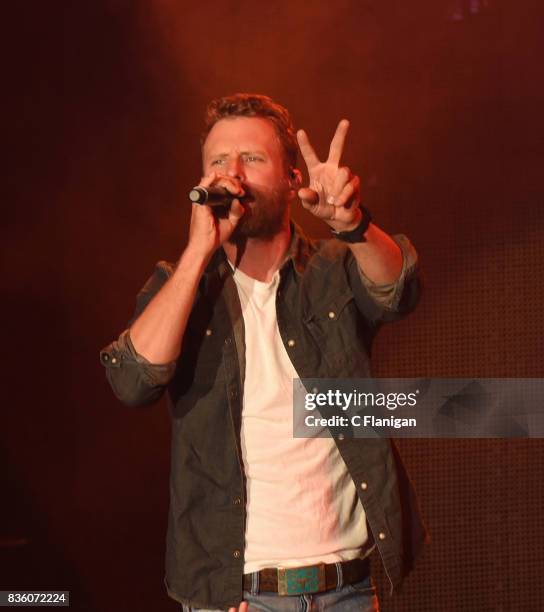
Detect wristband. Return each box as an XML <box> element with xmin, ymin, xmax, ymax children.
<box><xmin>330</xmin><ymin>206</ymin><xmax>372</xmax><ymax>243</ymax></box>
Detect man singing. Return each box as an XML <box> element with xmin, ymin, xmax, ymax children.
<box><xmin>101</xmin><ymin>93</ymin><xmax>427</xmax><ymax>611</ymax></box>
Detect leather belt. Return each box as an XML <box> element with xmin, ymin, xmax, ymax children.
<box><xmin>242</xmin><ymin>557</ymin><xmax>370</xmax><ymax>596</ymax></box>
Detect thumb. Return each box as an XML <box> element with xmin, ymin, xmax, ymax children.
<box><xmin>298</xmin><ymin>187</ymin><xmax>319</xmax><ymax>207</ymax></box>
<box><xmin>228</xmin><ymin>199</ymin><xmax>245</xmax><ymax>225</ymax></box>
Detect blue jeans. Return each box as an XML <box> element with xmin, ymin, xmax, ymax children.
<box><xmin>181</xmin><ymin>575</ymin><xmax>379</xmax><ymax>611</ymax></box>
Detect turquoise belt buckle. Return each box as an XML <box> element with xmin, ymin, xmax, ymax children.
<box><xmin>277</xmin><ymin>563</ymin><xmax>326</xmax><ymax>596</ymax></box>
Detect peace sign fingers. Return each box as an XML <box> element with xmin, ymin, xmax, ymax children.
<box><xmin>297</xmin><ymin>119</ymin><xmax>350</xmax><ymax>174</ymax></box>
<box><xmin>327</xmin><ymin>119</ymin><xmax>350</xmax><ymax>166</ymax></box>
<box><xmin>296</xmin><ymin>117</ymin><xmax>361</xmax><ymax>232</ymax></box>
<box><xmin>296</xmin><ymin>128</ymin><xmax>320</xmax><ymax>171</ymax></box>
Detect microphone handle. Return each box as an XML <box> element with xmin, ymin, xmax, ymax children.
<box><xmin>188</xmin><ymin>186</ymin><xmax>237</xmax><ymax>208</ymax></box>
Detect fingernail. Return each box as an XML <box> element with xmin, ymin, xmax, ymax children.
<box><xmin>327</xmin><ymin>195</ymin><xmax>335</xmax><ymax>205</ymax></box>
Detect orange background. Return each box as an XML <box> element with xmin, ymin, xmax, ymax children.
<box><xmin>3</xmin><ymin>1</ymin><xmax>544</xmax><ymax>610</ymax></box>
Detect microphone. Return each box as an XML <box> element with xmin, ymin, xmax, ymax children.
<box><xmin>188</xmin><ymin>186</ymin><xmax>244</xmax><ymax>207</ymax></box>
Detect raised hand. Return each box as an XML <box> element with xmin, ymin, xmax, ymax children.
<box><xmin>296</xmin><ymin>119</ymin><xmax>362</xmax><ymax>232</ymax></box>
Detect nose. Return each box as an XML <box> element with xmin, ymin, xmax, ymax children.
<box><xmin>226</xmin><ymin>155</ymin><xmax>244</xmax><ymax>180</ymax></box>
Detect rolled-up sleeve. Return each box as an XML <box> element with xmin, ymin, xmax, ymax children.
<box><xmin>358</xmin><ymin>234</ymin><xmax>419</xmax><ymax>308</ymax></box>
<box><xmin>100</xmin><ymin>329</ymin><xmax>177</xmax><ymax>407</ymax></box>
<box><xmin>347</xmin><ymin>234</ymin><xmax>421</xmax><ymax>324</ymax></box>
<box><xmin>100</xmin><ymin>260</ymin><xmax>177</xmax><ymax>408</ymax></box>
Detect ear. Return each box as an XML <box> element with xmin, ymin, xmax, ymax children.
<box><xmin>289</xmin><ymin>168</ymin><xmax>303</xmax><ymax>190</ymax></box>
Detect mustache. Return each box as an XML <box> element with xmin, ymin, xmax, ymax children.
<box><xmin>238</xmin><ymin>184</ymin><xmax>255</xmax><ymax>201</ymax></box>
<box><xmin>239</xmin><ymin>182</ymin><xmax>290</xmax><ymax>202</ymax></box>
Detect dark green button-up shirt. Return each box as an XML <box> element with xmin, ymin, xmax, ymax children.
<box><xmin>100</xmin><ymin>223</ymin><xmax>427</xmax><ymax>609</ymax></box>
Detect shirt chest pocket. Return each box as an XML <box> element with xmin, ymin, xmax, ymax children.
<box><xmin>304</xmin><ymin>290</ymin><xmax>366</xmax><ymax>369</ymax></box>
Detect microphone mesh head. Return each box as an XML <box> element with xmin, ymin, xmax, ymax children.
<box><xmin>189</xmin><ymin>187</ymin><xmax>207</xmax><ymax>203</ymax></box>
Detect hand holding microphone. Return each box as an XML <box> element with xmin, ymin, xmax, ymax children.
<box><xmin>186</xmin><ymin>172</ymin><xmax>246</xmax><ymax>258</ymax></box>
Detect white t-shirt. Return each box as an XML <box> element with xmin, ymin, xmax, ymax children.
<box><xmin>232</xmin><ymin>266</ymin><xmax>371</xmax><ymax>573</ymax></box>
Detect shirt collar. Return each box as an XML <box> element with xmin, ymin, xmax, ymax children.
<box><xmin>211</xmin><ymin>219</ymin><xmax>314</xmax><ymax>280</ymax></box>
<box><xmin>282</xmin><ymin>221</ymin><xmax>313</xmax><ymax>276</ymax></box>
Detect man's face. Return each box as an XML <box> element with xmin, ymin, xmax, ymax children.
<box><xmin>202</xmin><ymin>116</ymin><xmax>293</xmax><ymax>241</ymax></box>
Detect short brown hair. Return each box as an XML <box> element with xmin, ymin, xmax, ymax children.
<box><xmin>202</xmin><ymin>93</ymin><xmax>297</xmax><ymax>168</ymax></box>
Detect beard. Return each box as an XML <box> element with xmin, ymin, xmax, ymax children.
<box><xmin>227</xmin><ymin>182</ymin><xmax>290</xmax><ymax>244</ymax></box>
